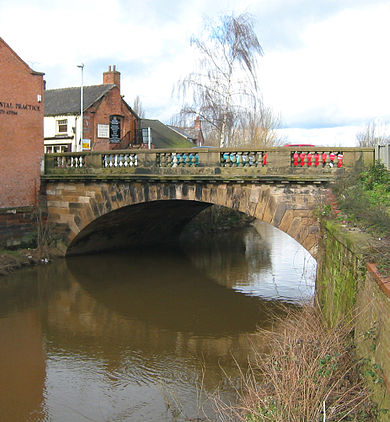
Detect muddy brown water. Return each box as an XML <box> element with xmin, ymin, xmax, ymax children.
<box><xmin>0</xmin><ymin>222</ymin><xmax>316</xmax><ymax>421</ymax></box>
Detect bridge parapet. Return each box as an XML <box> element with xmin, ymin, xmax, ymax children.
<box><xmin>43</xmin><ymin>147</ymin><xmax>374</xmax><ymax>183</ymax></box>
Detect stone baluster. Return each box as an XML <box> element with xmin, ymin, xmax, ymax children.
<box><xmin>171</xmin><ymin>153</ymin><xmax>177</xmax><ymax>168</ymax></box>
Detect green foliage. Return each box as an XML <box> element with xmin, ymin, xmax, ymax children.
<box><xmin>360</xmin><ymin>162</ymin><xmax>390</xmax><ymax>191</ymax></box>
<box><xmin>317</xmin><ymin>353</ymin><xmax>340</xmax><ymax>378</ymax></box>
<box><xmin>332</xmin><ymin>162</ymin><xmax>390</xmax><ymax>275</ymax></box>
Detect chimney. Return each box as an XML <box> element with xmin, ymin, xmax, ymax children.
<box><xmin>103</xmin><ymin>65</ymin><xmax>120</xmax><ymax>92</ymax></box>
<box><xmin>194</xmin><ymin>116</ymin><xmax>201</xmax><ymax>130</ymax></box>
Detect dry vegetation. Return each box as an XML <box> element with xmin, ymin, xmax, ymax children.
<box><xmin>214</xmin><ymin>305</ymin><xmax>379</xmax><ymax>422</ymax></box>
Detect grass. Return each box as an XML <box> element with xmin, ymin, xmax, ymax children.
<box><xmin>214</xmin><ymin>305</ymin><xmax>380</xmax><ymax>422</ymax></box>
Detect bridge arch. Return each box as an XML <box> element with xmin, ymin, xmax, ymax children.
<box><xmin>44</xmin><ymin>180</ymin><xmax>327</xmax><ymax>257</ymax></box>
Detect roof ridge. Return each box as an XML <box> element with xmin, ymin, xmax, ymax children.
<box><xmin>45</xmin><ymin>83</ymin><xmax>115</xmax><ymax>92</ymax></box>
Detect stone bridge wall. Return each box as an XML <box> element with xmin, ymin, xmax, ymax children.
<box><xmin>43</xmin><ymin>180</ymin><xmax>328</xmax><ymax>256</ymax></box>
<box><xmin>317</xmin><ymin>221</ymin><xmax>390</xmax><ymax>419</ymax></box>
<box><xmin>41</xmin><ymin>146</ymin><xmax>375</xmax><ymax>256</ymax></box>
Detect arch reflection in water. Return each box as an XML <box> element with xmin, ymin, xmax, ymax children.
<box><xmin>181</xmin><ymin>221</ymin><xmax>316</xmax><ymax>303</ymax></box>
<box><xmin>43</xmin><ymin>244</ymin><xmax>281</xmax><ymax>421</ymax></box>
<box><xmin>0</xmin><ymin>225</ymin><xmax>316</xmax><ymax>421</ymax></box>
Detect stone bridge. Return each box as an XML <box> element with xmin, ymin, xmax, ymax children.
<box><xmin>41</xmin><ymin>147</ymin><xmax>374</xmax><ymax>257</ymax></box>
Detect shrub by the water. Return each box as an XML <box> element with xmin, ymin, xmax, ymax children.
<box><xmin>215</xmin><ymin>306</ymin><xmax>379</xmax><ymax>421</ymax></box>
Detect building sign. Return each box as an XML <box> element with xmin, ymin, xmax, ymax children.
<box><xmin>97</xmin><ymin>124</ymin><xmax>109</xmax><ymax>138</ymax></box>
<box><xmin>109</xmin><ymin>116</ymin><xmax>121</xmax><ymax>143</ymax></box>
<box><xmin>0</xmin><ymin>100</ymin><xmax>41</xmax><ymax>116</ymax></box>
<box><xmin>82</xmin><ymin>139</ymin><xmax>91</xmax><ymax>151</ymax></box>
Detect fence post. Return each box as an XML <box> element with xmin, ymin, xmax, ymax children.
<box><xmin>376</xmin><ymin>144</ymin><xmax>390</xmax><ymax>169</ymax></box>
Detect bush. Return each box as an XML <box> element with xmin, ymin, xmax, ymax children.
<box><xmin>331</xmin><ymin>162</ymin><xmax>390</xmax><ymax>274</ymax></box>
<box><xmin>216</xmin><ymin>306</ymin><xmax>379</xmax><ymax>421</ymax></box>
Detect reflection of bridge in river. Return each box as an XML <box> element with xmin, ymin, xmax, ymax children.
<box><xmin>42</xmin><ymin>147</ymin><xmax>375</xmax><ymax>256</ymax></box>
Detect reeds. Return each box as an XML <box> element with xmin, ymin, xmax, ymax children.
<box><xmin>215</xmin><ymin>305</ymin><xmax>376</xmax><ymax>421</ymax></box>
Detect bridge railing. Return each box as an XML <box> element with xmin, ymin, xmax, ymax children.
<box><xmin>43</xmin><ymin>147</ymin><xmax>376</xmax><ymax>181</ymax></box>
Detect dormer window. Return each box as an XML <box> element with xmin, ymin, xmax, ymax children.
<box><xmin>56</xmin><ymin>119</ymin><xmax>68</xmax><ymax>134</ymax></box>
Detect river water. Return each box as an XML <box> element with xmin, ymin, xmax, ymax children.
<box><xmin>0</xmin><ymin>221</ymin><xmax>316</xmax><ymax>422</ymax></box>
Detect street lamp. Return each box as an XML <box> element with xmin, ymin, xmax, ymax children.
<box><xmin>77</xmin><ymin>63</ymin><xmax>84</xmax><ymax>151</ymax></box>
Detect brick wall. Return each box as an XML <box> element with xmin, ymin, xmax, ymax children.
<box><xmin>0</xmin><ymin>38</ymin><xmax>44</xmax><ymax>209</ymax></box>
<box><xmin>83</xmin><ymin>86</ymin><xmax>137</xmax><ymax>151</ymax></box>
<box><xmin>0</xmin><ymin>207</ymin><xmax>37</xmax><ymax>248</ymax></box>
<box><xmin>355</xmin><ymin>265</ymin><xmax>390</xmax><ymax>417</ymax></box>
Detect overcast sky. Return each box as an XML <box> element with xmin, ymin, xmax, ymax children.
<box><xmin>1</xmin><ymin>0</ymin><xmax>389</xmax><ymax>146</ymax></box>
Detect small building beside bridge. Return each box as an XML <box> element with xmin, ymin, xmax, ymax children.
<box><xmin>44</xmin><ymin>66</ymin><xmax>140</xmax><ymax>153</ymax></box>
<box><xmin>140</xmin><ymin>118</ymin><xmax>196</xmax><ymax>148</ymax></box>
<box><xmin>168</xmin><ymin>116</ymin><xmax>204</xmax><ymax>146</ymax></box>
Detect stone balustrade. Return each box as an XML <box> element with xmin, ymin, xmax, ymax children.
<box><xmin>43</xmin><ymin>146</ymin><xmax>376</xmax><ymax>183</ymax></box>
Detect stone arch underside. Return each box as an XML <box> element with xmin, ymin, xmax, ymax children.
<box><xmin>45</xmin><ymin>180</ymin><xmax>327</xmax><ymax>257</ymax></box>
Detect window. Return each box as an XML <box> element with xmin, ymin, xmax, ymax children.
<box><xmin>56</xmin><ymin>119</ymin><xmax>68</xmax><ymax>134</ymax></box>
<box><xmin>45</xmin><ymin>145</ymin><xmax>69</xmax><ymax>153</ymax></box>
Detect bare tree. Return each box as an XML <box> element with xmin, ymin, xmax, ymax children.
<box><xmin>133</xmin><ymin>95</ymin><xmax>145</xmax><ymax>118</ymax></box>
<box><xmin>233</xmin><ymin>106</ymin><xmax>284</xmax><ymax>148</ymax></box>
<box><xmin>356</xmin><ymin>120</ymin><xmax>390</xmax><ymax>147</ymax></box>
<box><xmin>176</xmin><ymin>14</ymin><xmax>264</xmax><ymax>147</ymax></box>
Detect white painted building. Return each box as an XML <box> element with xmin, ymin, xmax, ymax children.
<box><xmin>44</xmin><ymin>113</ymin><xmax>80</xmax><ymax>153</ymax></box>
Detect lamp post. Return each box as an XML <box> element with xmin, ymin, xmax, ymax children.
<box><xmin>77</xmin><ymin>63</ymin><xmax>84</xmax><ymax>151</ymax></box>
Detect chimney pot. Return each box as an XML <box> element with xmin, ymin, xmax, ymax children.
<box><xmin>103</xmin><ymin>65</ymin><xmax>121</xmax><ymax>92</ymax></box>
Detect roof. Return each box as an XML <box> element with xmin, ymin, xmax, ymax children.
<box><xmin>141</xmin><ymin>119</ymin><xmax>195</xmax><ymax>148</ymax></box>
<box><xmin>168</xmin><ymin>125</ymin><xmax>203</xmax><ymax>145</ymax></box>
<box><xmin>44</xmin><ymin>84</ymin><xmax>115</xmax><ymax>116</ymax></box>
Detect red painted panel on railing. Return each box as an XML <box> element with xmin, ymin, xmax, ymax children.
<box><xmin>307</xmin><ymin>153</ymin><xmax>313</xmax><ymax>167</ymax></box>
<box><xmin>337</xmin><ymin>153</ymin><xmax>343</xmax><ymax>168</ymax></box>
<box><xmin>293</xmin><ymin>152</ymin><xmax>299</xmax><ymax>167</ymax></box>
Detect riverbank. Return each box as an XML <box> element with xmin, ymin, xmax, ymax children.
<box><xmin>217</xmin><ymin>305</ymin><xmax>381</xmax><ymax>421</ymax></box>
<box><xmin>0</xmin><ymin>248</ymin><xmax>58</xmax><ymax>276</ymax></box>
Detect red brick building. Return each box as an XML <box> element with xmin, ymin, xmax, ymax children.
<box><xmin>44</xmin><ymin>66</ymin><xmax>140</xmax><ymax>152</ymax></box>
<box><xmin>0</xmin><ymin>38</ymin><xmax>45</xmax><ymax>247</ymax></box>
<box><xmin>0</xmin><ymin>37</ymin><xmax>45</xmax><ymax>208</ymax></box>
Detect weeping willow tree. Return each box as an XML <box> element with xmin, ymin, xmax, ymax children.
<box><xmin>176</xmin><ymin>14</ymin><xmax>273</xmax><ymax>148</ymax></box>
<box><xmin>232</xmin><ymin>105</ymin><xmax>284</xmax><ymax>148</ymax></box>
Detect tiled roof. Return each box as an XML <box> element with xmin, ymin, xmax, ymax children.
<box><xmin>140</xmin><ymin>119</ymin><xmax>195</xmax><ymax>148</ymax></box>
<box><xmin>44</xmin><ymin>84</ymin><xmax>115</xmax><ymax>116</ymax></box>
<box><xmin>168</xmin><ymin>125</ymin><xmax>201</xmax><ymax>141</ymax></box>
